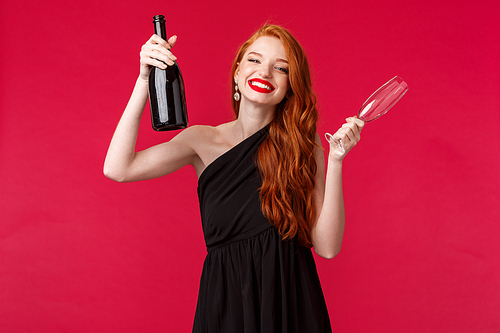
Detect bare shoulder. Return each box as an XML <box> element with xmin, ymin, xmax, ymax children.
<box><xmin>314</xmin><ymin>132</ymin><xmax>323</xmax><ymax>147</ymax></box>
<box><xmin>175</xmin><ymin>121</ymin><xmax>236</xmax><ymax>176</ymax></box>
<box><xmin>313</xmin><ymin>132</ymin><xmax>325</xmax><ymax>158</ymax></box>
<box><xmin>314</xmin><ymin>131</ymin><xmax>326</xmax><ymax>172</ymax></box>
<box><xmin>173</xmin><ymin>122</ymin><xmax>234</xmax><ymax>147</ymax></box>
<box><xmin>170</xmin><ymin>124</ymin><xmax>213</xmax><ymax>143</ymax></box>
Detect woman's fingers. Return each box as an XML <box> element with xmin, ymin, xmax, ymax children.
<box><xmin>349</xmin><ymin>116</ymin><xmax>365</xmax><ymax>128</ymax></box>
<box><xmin>333</xmin><ymin>128</ymin><xmax>351</xmax><ymax>149</ymax></box>
<box><xmin>328</xmin><ymin>116</ymin><xmax>364</xmax><ymax>160</ymax></box>
<box><xmin>138</xmin><ymin>34</ymin><xmax>179</xmax><ymax>81</ymax></box>
<box><xmin>142</xmin><ymin>34</ymin><xmax>178</xmax><ymax>66</ymax></box>
<box><xmin>344</xmin><ymin>117</ymin><xmax>364</xmax><ymax>134</ymax></box>
<box><xmin>167</xmin><ymin>35</ymin><xmax>177</xmax><ymax>48</ymax></box>
<box><xmin>147</xmin><ymin>34</ymin><xmax>176</xmax><ymax>49</ymax></box>
<box><xmin>343</xmin><ymin>117</ymin><xmax>364</xmax><ymax>141</ymax></box>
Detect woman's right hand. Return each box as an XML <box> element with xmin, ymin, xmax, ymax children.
<box><xmin>139</xmin><ymin>34</ymin><xmax>178</xmax><ymax>81</ymax></box>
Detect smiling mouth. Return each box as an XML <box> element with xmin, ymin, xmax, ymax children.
<box><xmin>248</xmin><ymin>79</ymin><xmax>275</xmax><ymax>93</ymax></box>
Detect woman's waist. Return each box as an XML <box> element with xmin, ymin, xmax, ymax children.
<box><xmin>205</xmin><ymin>223</ymin><xmax>274</xmax><ymax>252</ymax></box>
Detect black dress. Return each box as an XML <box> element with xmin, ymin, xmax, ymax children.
<box><xmin>193</xmin><ymin>125</ymin><xmax>332</xmax><ymax>333</ymax></box>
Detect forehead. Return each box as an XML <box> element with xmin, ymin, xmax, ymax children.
<box><xmin>246</xmin><ymin>36</ymin><xmax>287</xmax><ymax>58</ymax></box>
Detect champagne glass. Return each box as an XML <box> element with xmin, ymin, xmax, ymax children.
<box><xmin>326</xmin><ymin>76</ymin><xmax>409</xmax><ymax>153</ymax></box>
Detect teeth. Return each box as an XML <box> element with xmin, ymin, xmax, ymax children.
<box><xmin>250</xmin><ymin>81</ymin><xmax>273</xmax><ymax>90</ymax></box>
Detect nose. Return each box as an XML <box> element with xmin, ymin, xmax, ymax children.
<box><xmin>259</xmin><ymin>64</ymin><xmax>272</xmax><ymax>78</ymax></box>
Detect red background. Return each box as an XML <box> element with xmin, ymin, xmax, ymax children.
<box><xmin>1</xmin><ymin>0</ymin><xmax>499</xmax><ymax>332</ymax></box>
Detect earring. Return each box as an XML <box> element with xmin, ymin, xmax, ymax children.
<box><xmin>234</xmin><ymin>81</ymin><xmax>240</xmax><ymax>102</ymax></box>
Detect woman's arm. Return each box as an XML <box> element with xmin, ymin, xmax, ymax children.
<box><xmin>310</xmin><ymin>117</ymin><xmax>364</xmax><ymax>259</ymax></box>
<box><xmin>103</xmin><ymin>34</ymin><xmax>200</xmax><ymax>182</ymax></box>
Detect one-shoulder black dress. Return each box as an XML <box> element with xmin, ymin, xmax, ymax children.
<box><xmin>193</xmin><ymin>125</ymin><xmax>332</xmax><ymax>333</ymax></box>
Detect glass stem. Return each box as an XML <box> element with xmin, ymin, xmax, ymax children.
<box><xmin>325</xmin><ymin>133</ymin><xmax>345</xmax><ymax>154</ymax></box>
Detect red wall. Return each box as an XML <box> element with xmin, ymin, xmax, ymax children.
<box><xmin>1</xmin><ymin>0</ymin><xmax>499</xmax><ymax>332</ymax></box>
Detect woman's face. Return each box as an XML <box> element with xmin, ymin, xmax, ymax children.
<box><xmin>235</xmin><ymin>36</ymin><xmax>290</xmax><ymax>107</ymax></box>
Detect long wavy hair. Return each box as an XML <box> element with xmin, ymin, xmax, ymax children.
<box><xmin>230</xmin><ymin>24</ymin><xmax>319</xmax><ymax>248</ymax></box>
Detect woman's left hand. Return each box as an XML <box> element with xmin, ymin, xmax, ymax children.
<box><xmin>326</xmin><ymin>116</ymin><xmax>364</xmax><ymax>161</ymax></box>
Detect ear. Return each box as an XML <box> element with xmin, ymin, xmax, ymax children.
<box><xmin>234</xmin><ymin>62</ymin><xmax>240</xmax><ymax>83</ymax></box>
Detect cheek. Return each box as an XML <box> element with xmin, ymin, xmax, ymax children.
<box><xmin>281</xmin><ymin>75</ymin><xmax>290</xmax><ymax>87</ymax></box>
<box><xmin>280</xmin><ymin>78</ymin><xmax>290</xmax><ymax>93</ymax></box>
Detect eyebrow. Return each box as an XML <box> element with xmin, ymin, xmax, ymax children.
<box><xmin>248</xmin><ymin>51</ymin><xmax>288</xmax><ymax>63</ymax></box>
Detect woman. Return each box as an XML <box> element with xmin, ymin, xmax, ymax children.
<box><xmin>104</xmin><ymin>24</ymin><xmax>363</xmax><ymax>332</ymax></box>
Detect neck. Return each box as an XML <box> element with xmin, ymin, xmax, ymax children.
<box><xmin>233</xmin><ymin>99</ymin><xmax>275</xmax><ymax>139</ymax></box>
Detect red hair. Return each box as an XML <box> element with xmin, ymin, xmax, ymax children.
<box><xmin>231</xmin><ymin>24</ymin><xmax>319</xmax><ymax>248</ymax></box>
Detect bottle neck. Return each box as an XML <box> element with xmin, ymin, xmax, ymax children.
<box><xmin>153</xmin><ymin>16</ymin><xmax>167</xmax><ymax>41</ymax></box>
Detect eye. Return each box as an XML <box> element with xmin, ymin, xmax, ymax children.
<box><xmin>276</xmin><ymin>66</ymin><xmax>289</xmax><ymax>74</ymax></box>
<box><xmin>248</xmin><ymin>58</ymin><xmax>260</xmax><ymax>63</ymax></box>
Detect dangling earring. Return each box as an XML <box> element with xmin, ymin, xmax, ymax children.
<box><xmin>234</xmin><ymin>81</ymin><xmax>240</xmax><ymax>102</ymax></box>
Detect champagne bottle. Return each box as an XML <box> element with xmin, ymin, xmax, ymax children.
<box><xmin>148</xmin><ymin>15</ymin><xmax>188</xmax><ymax>131</ymax></box>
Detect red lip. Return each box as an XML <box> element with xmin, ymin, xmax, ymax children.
<box><xmin>248</xmin><ymin>78</ymin><xmax>275</xmax><ymax>94</ymax></box>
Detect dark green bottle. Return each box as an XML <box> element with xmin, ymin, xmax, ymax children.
<box><xmin>148</xmin><ymin>15</ymin><xmax>188</xmax><ymax>131</ymax></box>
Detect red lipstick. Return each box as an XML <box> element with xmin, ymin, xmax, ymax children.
<box><xmin>248</xmin><ymin>78</ymin><xmax>275</xmax><ymax>93</ymax></box>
